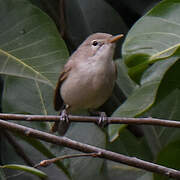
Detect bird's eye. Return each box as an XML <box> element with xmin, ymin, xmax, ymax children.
<box><xmin>92</xmin><ymin>40</ymin><xmax>98</xmax><ymax>46</ymax></box>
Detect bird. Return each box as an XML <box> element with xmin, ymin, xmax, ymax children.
<box><xmin>52</xmin><ymin>32</ymin><xmax>124</xmax><ymax>135</ymax></box>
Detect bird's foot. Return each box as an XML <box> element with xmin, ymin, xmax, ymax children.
<box><xmin>98</xmin><ymin>112</ymin><xmax>109</xmax><ymax>128</ymax></box>
<box><xmin>51</xmin><ymin>109</ymin><xmax>69</xmax><ymax>134</ymax></box>
<box><xmin>60</xmin><ymin>109</ymin><xmax>69</xmax><ymax>124</ymax></box>
<box><xmin>57</xmin><ymin>109</ymin><xmax>70</xmax><ymax>136</ymax></box>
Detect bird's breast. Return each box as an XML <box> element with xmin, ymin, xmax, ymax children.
<box><xmin>60</xmin><ymin>59</ymin><xmax>116</xmax><ymax>112</ymax></box>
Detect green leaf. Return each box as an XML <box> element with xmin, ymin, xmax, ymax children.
<box><xmin>0</xmin><ymin>0</ymin><xmax>69</xmax><ymax>114</ymax></box>
<box><xmin>105</xmin><ymin>160</ymin><xmax>146</xmax><ymax>180</ymax></box>
<box><xmin>142</xmin><ymin>60</ymin><xmax>180</xmax><ymax>160</ymax></box>
<box><xmin>109</xmin><ymin>58</ymin><xmax>177</xmax><ymax>141</ymax></box>
<box><xmin>154</xmin><ymin>139</ymin><xmax>180</xmax><ymax>180</ymax></box>
<box><xmin>116</xmin><ymin>59</ymin><xmax>136</xmax><ymax>97</ymax></box>
<box><xmin>107</xmin><ymin>129</ymin><xmax>153</xmax><ymax>161</ymax></box>
<box><xmin>108</xmin><ymin>0</ymin><xmax>180</xmax><ymax>141</ymax></box>
<box><xmin>142</xmin><ymin>126</ymin><xmax>162</xmax><ymax>158</ymax></box>
<box><xmin>145</xmin><ymin>60</ymin><xmax>180</xmax><ymax>122</ymax></box>
<box><xmin>0</xmin><ymin>0</ymin><xmax>70</xmax><ymax>179</ymax></box>
<box><xmin>0</xmin><ymin>164</ymin><xmax>47</xmax><ymax>178</ymax></box>
<box><xmin>123</xmin><ymin>0</ymin><xmax>180</xmax><ymax>82</ymax></box>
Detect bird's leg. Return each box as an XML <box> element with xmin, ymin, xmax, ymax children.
<box><xmin>98</xmin><ymin>112</ymin><xmax>109</xmax><ymax>127</ymax></box>
<box><xmin>57</xmin><ymin>106</ymin><xmax>70</xmax><ymax>136</ymax></box>
<box><xmin>88</xmin><ymin>110</ymin><xmax>109</xmax><ymax>128</ymax></box>
<box><xmin>51</xmin><ymin>104</ymin><xmax>70</xmax><ymax>134</ymax></box>
<box><xmin>60</xmin><ymin>108</ymin><xmax>69</xmax><ymax>124</ymax></box>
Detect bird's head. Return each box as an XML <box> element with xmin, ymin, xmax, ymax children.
<box><xmin>73</xmin><ymin>33</ymin><xmax>123</xmax><ymax>61</ymax></box>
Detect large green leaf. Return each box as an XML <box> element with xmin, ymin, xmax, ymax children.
<box><xmin>154</xmin><ymin>139</ymin><xmax>180</xmax><ymax>180</ymax></box>
<box><xmin>142</xmin><ymin>60</ymin><xmax>180</xmax><ymax>169</ymax></box>
<box><xmin>109</xmin><ymin>0</ymin><xmax>180</xmax><ymax>141</ymax></box>
<box><xmin>107</xmin><ymin>128</ymin><xmax>153</xmax><ymax>161</ymax></box>
<box><xmin>123</xmin><ymin>0</ymin><xmax>180</xmax><ymax>82</ymax></box>
<box><xmin>0</xmin><ymin>0</ymin><xmax>68</xmax><ymax>115</ymax></box>
<box><xmin>109</xmin><ymin>57</ymin><xmax>177</xmax><ymax>141</ymax></box>
<box><xmin>116</xmin><ymin>59</ymin><xmax>136</xmax><ymax>97</ymax></box>
<box><xmin>0</xmin><ymin>0</ymin><xmax>70</xmax><ymax>179</ymax></box>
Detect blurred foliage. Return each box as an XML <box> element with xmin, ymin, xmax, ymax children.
<box><xmin>1</xmin><ymin>0</ymin><xmax>180</xmax><ymax>180</ymax></box>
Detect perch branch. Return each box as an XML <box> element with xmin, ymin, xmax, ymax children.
<box><xmin>0</xmin><ymin>119</ymin><xmax>180</xmax><ymax>179</ymax></box>
<box><xmin>0</xmin><ymin>113</ymin><xmax>180</xmax><ymax>128</ymax></box>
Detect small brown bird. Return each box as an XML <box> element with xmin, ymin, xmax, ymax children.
<box><xmin>52</xmin><ymin>33</ymin><xmax>123</xmax><ymax>135</ymax></box>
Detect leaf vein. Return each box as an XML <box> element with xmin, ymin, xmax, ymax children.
<box><xmin>0</xmin><ymin>48</ymin><xmax>53</xmax><ymax>87</ymax></box>
<box><xmin>35</xmin><ymin>80</ymin><xmax>47</xmax><ymax>115</ymax></box>
<box><xmin>8</xmin><ymin>37</ymin><xmax>54</xmax><ymax>53</ymax></box>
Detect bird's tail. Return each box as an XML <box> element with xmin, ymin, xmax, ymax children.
<box><xmin>58</xmin><ymin>120</ymin><xmax>70</xmax><ymax>136</ymax></box>
<box><xmin>51</xmin><ymin>121</ymin><xmax>70</xmax><ymax>136</ymax></box>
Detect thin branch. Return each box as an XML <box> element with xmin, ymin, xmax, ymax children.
<box><xmin>1</xmin><ymin>113</ymin><xmax>180</xmax><ymax>128</ymax></box>
<box><xmin>0</xmin><ymin>119</ymin><xmax>180</xmax><ymax>179</ymax></box>
<box><xmin>36</xmin><ymin>153</ymin><xmax>100</xmax><ymax>167</ymax></box>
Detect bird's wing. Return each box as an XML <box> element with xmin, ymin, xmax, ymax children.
<box><xmin>54</xmin><ymin>64</ymin><xmax>72</xmax><ymax>111</ymax></box>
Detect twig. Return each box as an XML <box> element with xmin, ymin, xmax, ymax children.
<box><xmin>36</xmin><ymin>153</ymin><xmax>100</xmax><ymax>167</ymax></box>
<box><xmin>0</xmin><ymin>119</ymin><xmax>180</xmax><ymax>179</ymax></box>
<box><xmin>1</xmin><ymin>113</ymin><xmax>180</xmax><ymax>128</ymax></box>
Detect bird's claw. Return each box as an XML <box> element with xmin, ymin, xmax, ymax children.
<box><xmin>56</xmin><ymin>109</ymin><xmax>70</xmax><ymax>136</ymax></box>
<box><xmin>98</xmin><ymin>112</ymin><xmax>108</xmax><ymax>127</ymax></box>
<box><xmin>60</xmin><ymin>109</ymin><xmax>69</xmax><ymax>124</ymax></box>
<box><xmin>50</xmin><ymin>109</ymin><xmax>69</xmax><ymax>134</ymax></box>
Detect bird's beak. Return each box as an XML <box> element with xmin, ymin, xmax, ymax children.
<box><xmin>108</xmin><ymin>34</ymin><xmax>124</xmax><ymax>43</ymax></box>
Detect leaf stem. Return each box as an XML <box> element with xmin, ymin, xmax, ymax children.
<box><xmin>149</xmin><ymin>43</ymin><xmax>180</xmax><ymax>63</ymax></box>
